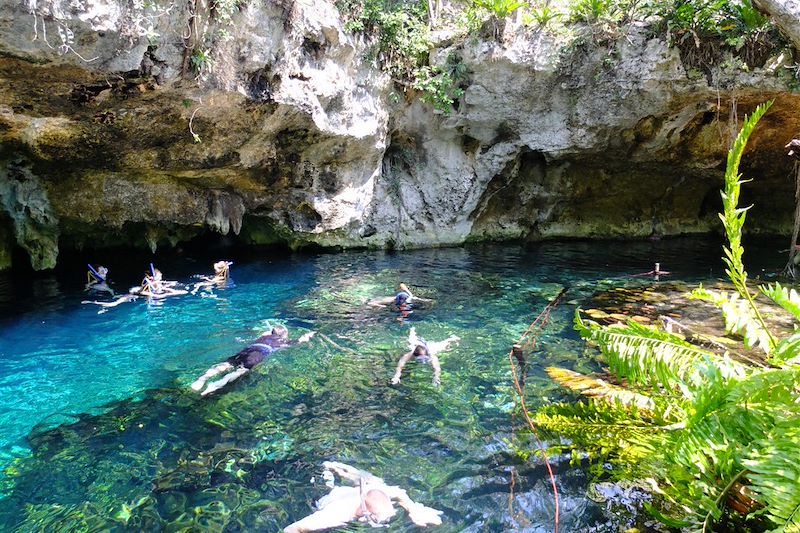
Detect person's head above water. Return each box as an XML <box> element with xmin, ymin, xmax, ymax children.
<box><xmin>398</xmin><ymin>283</ymin><xmax>410</xmax><ymax>293</ymax></box>
<box><xmin>213</xmin><ymin>260</ymin><xmax>232</xmax><ymax>275</ymax></box>
<box><xmin>270</xmin><ymin>325</ymin><xmax>289</xmax><ymax>339</ymax></box>
<box><xmin>413</xmin><ymin>344</ymin><xmax>429</xmax><ymax>358</ymax></box>
<box><xmin>97</xmin><ymin>266</ymin><xmax>108</xmax><ymax>278</ymax></box>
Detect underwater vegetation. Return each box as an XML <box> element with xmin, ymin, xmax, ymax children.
<box><xmin>0</xmin><ymin>244</ymin><xmax>716</xmax><ymax>532</ymax></box>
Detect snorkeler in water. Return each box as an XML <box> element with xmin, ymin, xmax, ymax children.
<box><xmin>391</xmin><ymin>327</ymin><xmax>459</xmax><ymax>387</ymax></box>
<box><xmin>367</xmin><ymin>283</ymin><xmax>432</xmax><ymax>312</ymax></box>
<box><xmin>283</xmin><ymin>461</ymin><xmax>443</xmax><ymax>533</ymax></box>
<box><xmin>86</xmin><ymin>264</ymin><xmax>114</xmax><ymax>295</ymax></box>
<box><xmin>140</xmin><ymin>265</ymin><xmax>187</xmax><ymax>299</ymax></box>
<box><xmin>190</xmin><ymin>260</ymin><xmax>232</xmax><ymax>295</ymax></box>
<box><xmin>190</xmin><ymin>325</ymin><xmax>315</xmax><ymax>396</ymax></box>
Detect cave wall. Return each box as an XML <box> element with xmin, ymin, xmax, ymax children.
<box><xmin>0</xmin><ymin>0</ymin><xmax>797</xmax><ymax>270</ymax></box>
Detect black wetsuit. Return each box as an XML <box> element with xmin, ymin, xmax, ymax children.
<box><xmin>226</xmin><ymin>334</ymin><xmax>292</xmax><ymax>369</ymax></box>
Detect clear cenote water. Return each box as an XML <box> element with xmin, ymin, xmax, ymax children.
<box><xmin>0</xmin><ymin>238</ymin><xmax>785</xmax><ymax>532</ymax></box>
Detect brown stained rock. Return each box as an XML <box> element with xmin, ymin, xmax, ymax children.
<box><xmin>0</xmin><ymin>1</ymin><xmax>798</xmax><ymax>269</ymax></box>
<box><xmin>583</xmin><ymin>281</ymin><xmax>797</xmax><ymax>366</ymax></box>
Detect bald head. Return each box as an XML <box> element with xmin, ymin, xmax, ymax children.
<box><xmin>361</xmin><ymin>489</ymin><xmax>396</xmax><ymax>523</ymax></box>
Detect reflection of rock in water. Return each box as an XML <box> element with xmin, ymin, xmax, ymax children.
<box><xmin>582</xmin><ymin>280</ymin><xmax>796</xmax><ymax>366</ymax></box>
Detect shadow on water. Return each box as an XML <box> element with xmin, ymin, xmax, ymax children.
<box><xmin>0</xmin><ymin>237</ymin><xmax>789</xmax><ymax>531</ymax></box>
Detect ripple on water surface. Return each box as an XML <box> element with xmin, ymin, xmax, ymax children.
<box><xmin>0</xmin><ymin>238</ymin><xmax>777</xmax><ymax>531</ymax></box>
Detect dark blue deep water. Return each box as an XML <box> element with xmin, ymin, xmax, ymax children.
<box><xmin>0</xmin><ymin>238</ymin><xmax>786</xmax><ymax>532</ymax></box>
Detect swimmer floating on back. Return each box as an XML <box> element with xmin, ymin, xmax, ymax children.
<box><xmin>283</xmin><ymin>461</ymin><xmax>443</xmax><ymax>532</ymax></box>
<box><xmin>391</xmin><ymin>326</ymin><xmax>459</xmax><ymax>387</ymax></box>
<box><xmin>190</xmin><ymin>260</ymin><xmax>232</xmax><ymax>295</ymax></box>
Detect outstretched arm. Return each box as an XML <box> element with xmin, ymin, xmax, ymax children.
<box><xmin>296</xmin><ymin>331</ymin><xmax>316</xmax><ymax>343</ymax></box>
<box><xmin>81</xmin><ymin>294</ymin><xmax>136</xmax><ymax>308</ymax></box>
<box><xmin>321</xmin><ymin>461</ymin><xmax>381</xmax><ymax>484</ymax></box>
<box><xmin>283</xmin><ymin>505</ymin><xmax>353</xmax><ymax>533</ymax></box>
<box><xmin>366</xmin><ymin>296</ymin><xmax>395</xmax><ymax>307</ymax></box>
<box><xmin>430</xmin><ymin>354</ymin><xmax>442</xmax><ymax>387</ymax></box>
<box><xmin>391</xmin><ymin>351</ymin><xmax>414</xmax><ymax>385</ymax></box>
<box><xmin>426</xmin><ymin>335</ymin><xmax>460</xmax><ymax>356</ymax></box>
<box><xmin>381</xmin><ymin>485</ymin><xmax>443</xmax><ymax>527</ymax></box>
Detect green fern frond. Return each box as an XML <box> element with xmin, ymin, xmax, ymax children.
<box><xmin>719</xmin><ymin>100</ymin><xmax>776</xmax><ymax>351</ymax></box>
<box><xmin>692</xmin><ymin>286</ymin><xmax>774</xmax><ymax>353</ymax></box>
<box><xmin>576</xmin><ymin>311</ymin><xmax>747</xmax><ymax>393</ymax></box>
<box><xmin>649</xmin><ymin>414</ymin><xmax>748</xmax><ymax>529</ymax></box>
<box><xmin>727</xmin><ymin>368</ymin><xmax>800</xmax><ymax>412</ymax></box>
<box><xmin>743</xmin><ymin>424</ymin><xmax>800</xmax><ymax>532</ymax></box>
<box><xmin>545</xmin><ymin>367</ymin><xmax>656</xmax><ymax>410</ymax></box>
<box><xmin>761</xmin><ymin>282</ymin><xmax>800</xmax><ymax>323</ymax></box>
<box><xmin>534</xmin><ymin>400</ymin><xmax>664</xmax><ymax>464</ymax></box>
<box><xmin>773</xmin><ymin>332</ymin><xmax>800</xmax><ymax>366</ymax></box>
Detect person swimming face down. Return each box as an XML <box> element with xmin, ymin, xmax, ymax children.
<box><xmin>413</xmin><ymin>344</ymin><xmax>431</xmax><ymax>363</ymax></box>
<box><xmin>356</xmin><ymin>480</ymin><xmax>397</xmax><ymax>526</ymax></box>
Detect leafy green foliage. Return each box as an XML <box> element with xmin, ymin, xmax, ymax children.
<box><xmin>413</xmin><ymin>66</ymin><xmax>465</xmax><ymax>114</ymax></box>
<box><xmin>744</xmin><ymin>424</ymin><xmax>800</xmax><ymax>532</ymax></box>
<box><xmin>721</xmin><ymin>101</ymin><xmax>772</xmax><ymax>298</ymax></box>
<box><xmin>523</xmin><ymin>5</ymin><xmax>562</xmax><ymax>27</ymax></box>
<box><xmin>190</xmin><ymin>48</ymin><xmax>213</xmax><ymax>77</ymax></box>
<box><xmin>536</xmin><ymin>102</ymin><xmax>800</xmax><ymax>531</ymax></box>
<box><xmin>761</xmin><ymin>282</ymin><xmax>800</xmax><ymax>322</ymax></box>
<box><xmin>692</xmin><ymin>285</ymin><xmax>773</xmax><ymax>353</ymax></box>
<box><xmin>337</xmin><ymin>0</ymin><xmax>466</xmax><ymax>113</ymax></box>
<box><xmin>545</xmin><ymin>366</ymin><xmax>655</xmax><ymax>410</ymax></box>
<box><xmin>576</xmin><ymin>311</ymin><xmax>746</xmax><ymax>392</ymax></box>
<box><xmin>471</xmin><ymin>0</ymin><xmax>527</xmax><ymax>20</ymax></box>
<box><xmin>643</xmin><ymin>0</ymin><xmax>785</xmax><ymax>71</ymax></box>
<box><xmin>569</xmin><ymin>0</ymin><xmax>617</xmax><ymax>24</ymax></box>
<box><xmin>652</xmin><ymin>0</ymin><xmax>770</xmax><ymax>45</ymax></box>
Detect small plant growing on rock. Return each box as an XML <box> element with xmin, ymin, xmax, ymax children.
<box><xmin>337</xmin><ymin>0</ymin><xmax>466</xmax><ymax>114</ymax></box>
<box><xmin>413</xmin><ymin>66</ymin><xmax>464</xmax><ymax>114</ymax></box>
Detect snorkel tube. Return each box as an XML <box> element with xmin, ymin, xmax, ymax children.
<box><xmin>87</xmin><ymin>264</ymin><xmax>106</xmax><ymax>283</ymax></box>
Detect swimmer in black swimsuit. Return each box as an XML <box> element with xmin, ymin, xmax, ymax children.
<box><xmin>191</xmin><ymin>325</ymin><xmax>315</xmax><ymax>396</ymax></box>
<box><xmin>391</xmin><ymin>327</ymin><xmax>459</xmax><ymax>387</ymax></box>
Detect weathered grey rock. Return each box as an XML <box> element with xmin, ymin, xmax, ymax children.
<box><xmin>755</xmin><ymin>0</ymin><xmax>800</xmax><ymax>50</ymax></box>
<box><xmin>0</xmin><ymin>159</ymin><xmax>60</xmax><ymax>270</ymax></box>
<box><xmin>381</xmin><ymin>24</ymin><xmax>796</xmax><ymax>243</ymax></box>
<box><xmin>0</xmin><ymin>1</ymin><xmax>797</xmax><ymax>270</ymax></box>
<box><xmin>0</xmin><ymin>217</ymin><xmax>11</xmax><ymax>271</ymax></box>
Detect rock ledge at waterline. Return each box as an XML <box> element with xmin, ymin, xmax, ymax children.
<box><xmin>0</xmin><ymin>0</ymin><xmax>797</xmax><ymax>270</ymax></box>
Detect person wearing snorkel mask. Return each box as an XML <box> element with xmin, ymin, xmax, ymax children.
<box><xmin>391</xmin><ymin>326</ymin><xmax>459</xmax><ymax>387</ymax></box>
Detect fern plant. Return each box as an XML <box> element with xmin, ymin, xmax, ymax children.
<box><xmin>534</xmin><ymin>100</ymin><xmax>800</xmax><ymax>532</ymax></box>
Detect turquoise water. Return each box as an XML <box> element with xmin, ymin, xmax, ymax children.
<box><xmin>0</xmin><ymin>238</ymin><xmax>783</xmax><ymax>531</ymax></box>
